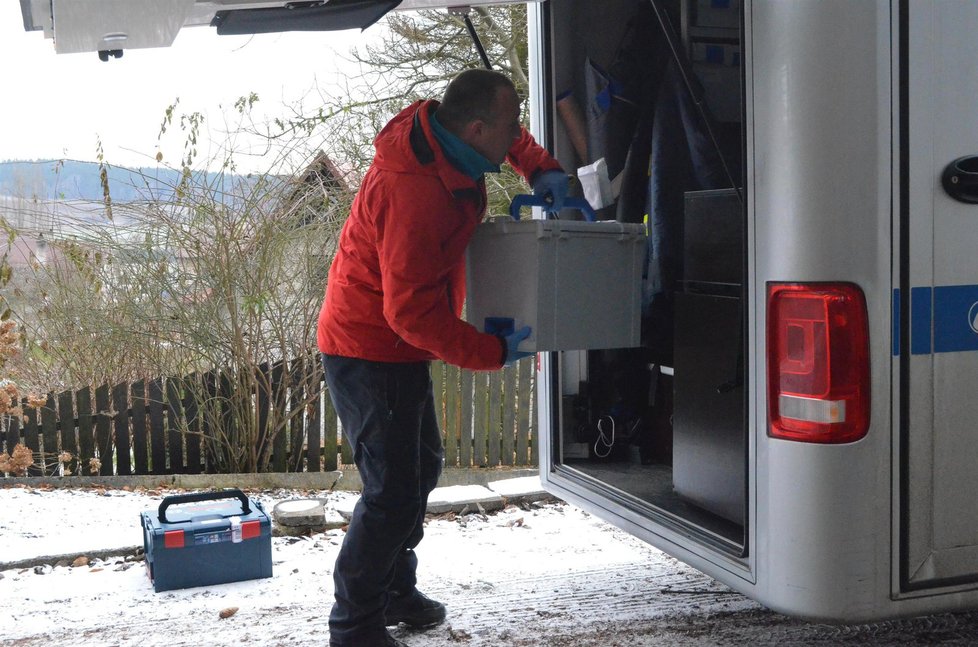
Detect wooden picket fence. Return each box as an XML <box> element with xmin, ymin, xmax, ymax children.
<box><xmin>0</xmin><ymin>358</ymin><xmax>536</xmax><ymax>477</ymax></box>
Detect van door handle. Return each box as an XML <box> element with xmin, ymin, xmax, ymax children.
<box><xmin>942</xmin><ymin>155</ymin><xmax>978</xmax><ymax>204</ymax></box>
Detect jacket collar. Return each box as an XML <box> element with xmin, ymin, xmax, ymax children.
<box><xmin>410</xmin><ymin>108</ymin><xmax>435</xmax><ymax>165</ymax></box>
<box><xmin>409</xmin><ymin>100</ymin><xmax>483</xmax><ymax>198</ymax></box>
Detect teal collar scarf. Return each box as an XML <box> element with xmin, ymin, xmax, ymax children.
<box><xmin>429</xmin><ymin>112</ymin><xmax>500</xmax><ymax>181</ymax></box>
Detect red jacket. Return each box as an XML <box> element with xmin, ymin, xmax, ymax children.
<box><xmin>317</xmin><ymin>99</ymin><xmax>561</xmax><ymax>370</ymax></box>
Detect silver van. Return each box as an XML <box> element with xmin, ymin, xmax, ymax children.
<box><xmin>22</xmin><ymin>0</ymin><xmax>978</xmax><ymax>623</ymax></box>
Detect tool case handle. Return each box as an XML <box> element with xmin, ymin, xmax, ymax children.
<box><xmin>158</xmin><ymin>488</ymin><xmax>251</xmax><ymax>523</ymax></box>
<box><xmin>509</xmin><ymin>194</ymin><xmax>598</xmax><ymax>222</ymax></box>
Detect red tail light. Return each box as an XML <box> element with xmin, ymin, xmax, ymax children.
<box><xmin>767</xmin><ymin>283</ymin><xmax>870</xmax><ymax>443</ymax></box>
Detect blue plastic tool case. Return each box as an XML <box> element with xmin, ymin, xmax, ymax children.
<box><xmin>141</xmin><ymin>489</ymin><xmax>273</xmax><ymax>592</ymax></box>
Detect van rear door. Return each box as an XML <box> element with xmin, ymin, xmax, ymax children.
<box><xmin>902</xmin><ymin>0</ymin><xmax>978</xmax><ymax>590</ymax></box>
<box><xmin>20</xmin><ymin>0</ymin><xmax>534</xmax><ymax>55</ymax></box>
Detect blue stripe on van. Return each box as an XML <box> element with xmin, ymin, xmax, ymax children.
<box><xmin>911</xmin><ymin>287</ymin><xmax>933</xmax><ymax>355</ymax></box>
<box><xmin>934</xmin><ymin>285</ymin><xmax>978</xmax><ymax>353</ymax></box>
<box><xmin>892</xmin><ymin>289</ymin><xmax>901</xmax><ymax>356</ymax></box>
<box><xmin>893</xmin><ymin>285</ymin><xmax>978</xmax><ymax>355</ymax></box>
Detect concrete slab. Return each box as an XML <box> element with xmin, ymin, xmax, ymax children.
<box><xmin>426</xmin><ymin>485</ymin><xmax>504</xmax><ymax>514</ymax></box>
<box><xmin>330</xmin><ymin>495</ymin><xmax>351</xmax><ymax>521</ymax></box>
<box><xmin>333</xmin><ymin>484</ymin><xmax>508</xmax><ymax>520</ymax></box>
<box><xmin>273</xmin><ymin>498</ymin><xmax>328</xmax><ymax>526</ymax></box>
<box><xmin>487</xmin><ymin>475</ymin><xmax>551</xmax><ymax>504</ymax></box>
<box><xmin>1</xmin><ymin>467</ymin><xmax>539</xmax><ymax>493</ymax></box>
<box><xmin>272</xmin><ymin>498</ymin><xmax>346</xmax><ymax>536</ymax></box>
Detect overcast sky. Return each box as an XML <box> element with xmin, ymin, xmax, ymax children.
<box><xmin>0</xmin><ymin>3</ymin><xmax>383</xmax><ymax>173</ymax></box>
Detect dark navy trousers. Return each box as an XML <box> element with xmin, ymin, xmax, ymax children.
<box><xmin>322</xmin><ymin>354</ymin><xmax>443</xmax><ymax>645</ymax></box>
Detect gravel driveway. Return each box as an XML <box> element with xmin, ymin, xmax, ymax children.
<box><xmin>4</xmin><ymin>485</ymin><xmax>978</xmax><ymax>646</ymax></box>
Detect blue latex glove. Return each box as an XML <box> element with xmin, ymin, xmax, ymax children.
<box><xmin>532</xmin><ymin>170</ymin><xmax>569</xmax><ymax>215</ymax></box>
<box><xmin>503</xmin><ymin>326</ymin><xmax>534</xmax><ymax>365</ymax></box>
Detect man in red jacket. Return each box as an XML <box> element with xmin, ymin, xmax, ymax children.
<box><xmin>318</xmin><ymin>69</ymin><xmax>567</xmax><ymax>647</ymax></box>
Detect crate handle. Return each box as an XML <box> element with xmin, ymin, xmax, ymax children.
<box><xmin>509</xmin><ymin>194</ymin><xmax>597</xmax><ymax>222</ymax></box>
<box><xmin>158</xmin><ymin>488</ymin><xmax>251</xmax><ymax>523</ymax></box>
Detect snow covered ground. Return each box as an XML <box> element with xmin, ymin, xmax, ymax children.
<box><xmin>5</xmin><ymin>484</ymin><xmax>978</xmax><ymax>646</ymax></box>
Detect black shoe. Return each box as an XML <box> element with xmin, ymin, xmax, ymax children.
<box><xmin>386</xmin><ymin>589</ymin><xmax>447</xmax><ymax>628</ymax></box>
<box><xmin>385</xmin><ymin>632</ymin><xmax>408</xmax><ymax>647</ymax></box>
<box><xmin>330</xmin><ymin>629</ymin><xmax>407</xmax><ymax>647</ymax></box>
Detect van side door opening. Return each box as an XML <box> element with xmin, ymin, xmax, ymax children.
<box><xmin>539</xmin><ymin>0</ymin><xmax>747</xmax><ymax>556</ymax></box>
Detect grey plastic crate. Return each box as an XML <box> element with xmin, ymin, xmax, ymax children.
<box><xmin>465</xmin><ymin>218</ymin><xmax>646</xmax><ymax>352</ymax></box>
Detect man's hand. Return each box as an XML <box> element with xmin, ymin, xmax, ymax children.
<box><xmin>504</xmin><ymin>326</ymin><xmax>534</xmax><ymax>365</ymax></box>
<box><xmin>532</xmin><ymin>170</ymin><xmax>569</xmax><ymax>215</ymax></box>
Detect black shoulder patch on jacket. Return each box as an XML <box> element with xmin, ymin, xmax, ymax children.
<box><xmin>410</xmin><ymin>110</ymin><xmax>435</xmax><ymax>165</ymax></box>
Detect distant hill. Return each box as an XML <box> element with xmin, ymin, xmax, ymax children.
<box><xmin>0</xmin><ymin>160</ymin><xmax>240</xmax><ymax>202</ymax></box>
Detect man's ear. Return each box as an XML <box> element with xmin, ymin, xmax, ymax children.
<box><xmin>460</xmin><ymin>118</ymin><xmax>486</xmax><ymax>145</ymax></box>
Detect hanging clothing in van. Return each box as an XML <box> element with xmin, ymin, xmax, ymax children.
<box><xmin>643</xmin><ymin>61</ymin><xmax>731</xmax><ymax>359</ymax></box>
<box><xmin>583</xmin><ymin>7</ymin><xmax>661</xmax><ymax>218</ymax></box>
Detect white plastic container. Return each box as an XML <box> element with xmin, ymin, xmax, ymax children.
<box><xmin>465</xmin><ymin>218</ymin><xmax>646</xmax><ymax>352</ymax></box>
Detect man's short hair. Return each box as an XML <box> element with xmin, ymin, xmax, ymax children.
<box><xmin>436</xmin><ymin>69</ymin><xmax>517</xmax><ymax>131</ymax></box>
